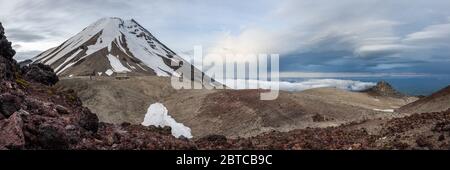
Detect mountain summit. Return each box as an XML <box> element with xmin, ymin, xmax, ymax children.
<box><xmin>33</xmin><ymin>17</ymin><xmax>184</xmax><ymax>77</ymax></box>
<box><xmin>363</xmin><ymin>81</ymin><xmax>405</xmax><ymax>98</ymax></box>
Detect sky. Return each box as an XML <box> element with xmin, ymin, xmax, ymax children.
<box><xmin>1</xmin><ymin>0</ymin><xmax>450</xmax><ymax>76</ymax></box>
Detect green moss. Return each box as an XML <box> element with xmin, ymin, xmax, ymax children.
<box><xmin>64</xmin><ymin>91</ymin><xmax>79</xmax><ymax>104</ymax></box>
<box><xmin>14</xmin><ymin>72</ymin><xmax>29</xmax><ymax>88</ymax></box>
<box><xmin>15</xmin><ymin>78</ymin><xmax>29</xmax><ymax>88</ymax></box>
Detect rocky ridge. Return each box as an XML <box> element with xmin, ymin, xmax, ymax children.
<box><xmin>398</xmin><ymin>85</ymin><xmax>450</xmax><ymax>114</ymax></box>
<box><xmin>364</xmin><ymin>81</ymin><xmax>405</xmax><ymax>98</ymax></box>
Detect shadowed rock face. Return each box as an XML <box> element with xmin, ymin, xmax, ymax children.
<box><xmin>21</xmin><ymin>63</ymin><xmax>59</xmax><ymax>86</ymax></box>
<box><xmin>0</xmin><ymin>22</ymin><xmax>18</xmax><ymax>80</ymax></box>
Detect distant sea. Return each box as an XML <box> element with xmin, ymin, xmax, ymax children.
<box><xmin>281</xmin><ymin>75</ymin><xmax>450</xmax><ymax>96</ymax></box>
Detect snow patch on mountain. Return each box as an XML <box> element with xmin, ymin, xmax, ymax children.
<box><xmin>105</xmin><ymin>69</ymin><xmax>114</xmax><ymax>76</ymax></box>
<box><xmin>107</xmin><ymin>54</ymin><xmax>130</xmax><ymax>72</ymax></box>
<box><xmin>373</xmin><ymin>108</ymin><xmax>395</xmax><ymax>113</ymax></box>
<box><xmin>142</xmin><ymin>103</ymin><xmax>193</xmax><ymax>139</ymax></box>
<box><xmin>55</xmin><ymin>49</ymin><xmax>83</xmax><ymax>75</ymax></box>
<box><xmin>34</xmin><ymin>17</ymin><xmax>184</xmax><ymax>77</ymax></box>
<box><xmin>85</xmin><ymin>19</ymin><xmax>122</xmax><ymax>55</ymax></box>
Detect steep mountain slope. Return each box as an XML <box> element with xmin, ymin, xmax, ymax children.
<box><xmin>33</xmin><ymin>17</ymin><xmax>186</xmax><ymax>77</ymax></box>
<box><xmin>398</xmin><ymin>85</ymin><xmax>450</xmax><ymax>114</ymax></box>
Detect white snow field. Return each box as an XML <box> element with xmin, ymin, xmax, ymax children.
<box><xmin>106</xmin><ymin>54</ymin><xmax>131</xmax><ymax>72</ymax></box>
<box><xmin>372</xmin><ymin>108</ymin><xmax>395</xmax><ymax>113</ymax></box>
<box><xmin>141</xmin><ymin>103</ymin><xmax>193</xmax><ymax>139</ymax></box>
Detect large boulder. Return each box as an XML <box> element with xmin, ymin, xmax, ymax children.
<box><xmin>35</xmin><ymin>123</ymin><xmax>70</xmax><ymax>149</ymax></box>
<box><xmin>0</xmin><ymin>93</ymin><xmax>22</xmax><ymax>118</ymax></box>
<box><xmin>0</xmin><ymin>113</ymin><xmax>25</xmax><ymax>149</ymax></box>
<box><xmin>79</xmin><ymin>108</ymin><xmax>99</xmax><ymax>133</ymax></box>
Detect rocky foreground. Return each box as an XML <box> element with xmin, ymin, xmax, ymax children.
<box><xmin>197</xmin><ymin>109</ymin><xmax>450</xmax><ymax>150</ymax></box>
<box><xmin>1</xmin><ymin>22</ymin><xmax>450</xmax><ymax>150</ymax></box>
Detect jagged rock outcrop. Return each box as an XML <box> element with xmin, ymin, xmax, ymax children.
<box><xmin>0</xmin><ymin>22</ymin><xmax>18</xmax><ymax>80</ymax></box>
<box><xmin>364</xmin><ymin>81</ymin><xmax>405</xmax><ymax>98</ymax></box>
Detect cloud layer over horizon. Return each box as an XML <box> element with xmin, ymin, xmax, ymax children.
<box><xmin>1</xmin><ymin>0</ymin><xmax>449</xmax><ymax>75</ymax></box>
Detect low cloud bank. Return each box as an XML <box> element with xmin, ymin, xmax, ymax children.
<box><xmin>224</xmin><ymin>79</ymin><xmax>376</xmax><ymax>92</ymax></box>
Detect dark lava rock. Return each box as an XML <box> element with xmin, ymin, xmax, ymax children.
<box><xmin>22</xmin><ymin>63</ymin><xmax>59</xmax><ymax>86</ymax></box>
<box><xmin>312</xmin><ymin>113</ymin><xmax>333</xmax><ymax>122</ymax></box>
<box><xmin>0</xmin><ymin>23</ymin><xmax>15</xmax><ymax>58</ymax></box>
<box><xmin>416</xmin><ymin>135</ymin><xmax>433</xmax><ymax>149</ymax></box>
<box><xmin>35</xmin><ymin>123</ymin><xmax>69</xmax><ymax>149</ymax></box>
<box><xmin>196</xmin><ymin>136</ymin><xmax>230</xmax><ymax>150</ymax></box>
<box><xmin>433</xmin><ymin>121</ymin><xmax>450</xmax><ymax>132</ymax></box>
<box><xmin>0</xmin><ymin>22</ymin><xmax>18</xmax><ymax>80</ymax></box>
<box><xmin>438</xmin><ymin>135</ymin><xmax>445</xmax><ymax>141</ymax></box>
<box><xmin>0</xmin><ymin>93</ymin><xmax>22</xmax><ymax>118</ymax></box>
<box><xmin>204</xmin><ymin>134</ymin><xmax>228</xmax><ymax>144</ymax></box>
<box><xmin>55</xmin><ymin>105</ymin><xmax>69</xmax><ymax>115</ymax></box>
<box><xmin>79</xmin><ymin>108</ymin><xmax>99</xmax><ymax>133</ymax></box>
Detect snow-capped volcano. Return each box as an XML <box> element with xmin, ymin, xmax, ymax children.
<box><xmin>33</xmin><ymin>17</ymin><xmax>184</xmax><ymax>77</ymax></box>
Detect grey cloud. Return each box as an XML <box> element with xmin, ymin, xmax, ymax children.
<box><xmin>14</xmin><ymin>50</ymin><xmax>42</xmax><ymax>61</ymax></box>
<box><xmin>1</xmin><ymin>0</ymin><xmax>450</xmax><ymax>75</ymax></box>
<box><xmin>354</xmin><ymin>45</ymin><xmax>410</xmax><ymax>58</ymax></box>
<box><xmin>403</xmin><ymin>23</ymin><xmax>450</xmax><ymax>46</ymax></box>
<box><xmin>266</xmin><ymin>0</ymin><xmax>450</xmax><ymax>74</ymax></box>
<box><xmin>12</xmin><ymin>44</ymin><xmax>22</xmax><ymax>49</ymax></box>
<box><xmin>7</xmin><ymin>28</ymin><xmax>46</xmax><ymax>42</ymax></box>
<box><xmin>369</xmin><ymin>63</ymin><xmax>414</xmax><ymax>70</ymax></box>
